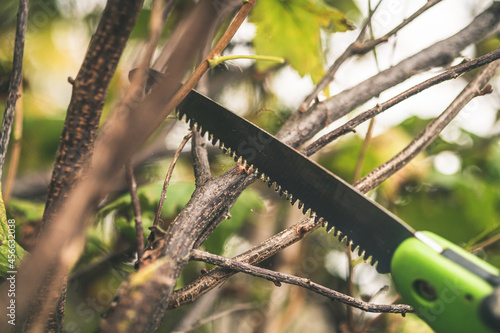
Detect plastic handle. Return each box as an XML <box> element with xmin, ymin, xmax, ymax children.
<box><xmin>391</xmin><ymin>231</ymin><xmax>500</xmax><ymax>333</ymax></box>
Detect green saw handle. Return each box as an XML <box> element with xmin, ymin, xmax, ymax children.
<box><xmin>391</xmin><ymin>231</ymin><xmax>500</xmax><ymax>333</ymax></box>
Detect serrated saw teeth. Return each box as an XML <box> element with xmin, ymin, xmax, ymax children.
<box><xmin>176</xmin><ymin>106</ymin><xmax>384</xmax><ymax>271</ymax></box>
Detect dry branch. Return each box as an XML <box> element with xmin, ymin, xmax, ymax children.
<box><xmin>190</xmin><ymin>249</ymin><xmax>413</xmax><ymax>315</ymax></box>
<box><xmin>98</xmin><ymin>2</ymin><xmax>256</xmax><ymax>332</ymax></box>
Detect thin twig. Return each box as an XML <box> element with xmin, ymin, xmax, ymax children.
<box><xmin>125</xmin><ymin>162</ymin><xmax>144</xmax><ymax>262</ymax></box>
<box><xmin>154</xmin><ymin>132</ymin><xmax>193</xmax><ymax>226</ymax></box>
<box><xmin>299</xmin><ymin>0</ymin><xmax>383</xmax><ymax>112</ymax></box>
<box><xmin>355</xmin><ymin>59</ymin><xmax>500</xmax><ymax>193</ymax></box>
<box><xmin>4</xmin><ymin>83</ymin><xmax>23</xmax><ymax>203</ymax></box>
<box><xmin>168</xmin><ymin>216</ymin><xmax>319</xmax><ymax>309</ymax></box>
<box><xmin>353</xmin><ymin>118</ymin><xmax>376</xmax><ymax>182</ymax></box>
<box><xmin>302</xmin><ymin>48</ymin><xmax>500</xmax><ymax>156</ymax></box>
<box><xmin>471</xmin><ymin>233</ymin><xmax>500</xmax><ymax>253</ymax></box>
<box><xmin>190</xmin><ymin>249</ymin><xmax>413</xmax><ymax>315</ymax></box>
<box><xmin>353</xmin><ymin>0</ymin><xmax>443</xmax><ymax>56</ymax></box>
<box><xmin>0</xmin><ymin>0</ymin><xmax>28</xmax><ymax>180</ymax></box>
<box><xmin>299</xmin><ymin>0</ymin><xmax>442</xmax><ymax>112</ymax></box>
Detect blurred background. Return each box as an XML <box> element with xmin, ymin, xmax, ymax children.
<box><xmin>1</xmin><ymin>0</ymin><xmax>500</xmax><ymax>332</ymax></box>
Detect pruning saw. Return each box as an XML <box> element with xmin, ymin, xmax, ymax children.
<box><xmin>113</xmin><ymin>60</ymin><xmax>498</xmax><ymax>331</ymax></box>
<box><xmin>174</xmin><ymin>86</ymin><xmax>500</xmax><ymax>332</ymax></box>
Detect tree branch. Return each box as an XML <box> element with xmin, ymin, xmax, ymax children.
<box><xmin>355</xmin><ymin>58</ymin><xmax>500</xmax><ymax>193</ymax></box>
<box><xmin>3</xmin><ymin>83</ymin><xmax>23</xmax><ymax>203</ymax></box>
<box><xmin>0</xmin><ymin>2</ymin><xmax>212</xmax><ymax>332</ymax></box>
<box><xmin>302</xmin><ymin>48</ymin><xmax>500</xmax><ymax>156</ymax></box>
<box><xmin>190</xmin><ymin>249</ymin><xmax>413</xmax><ymax>315</ymax></box>
<box><xmin>278</xmin><ymin>2</ymin><xmax>500</xmax><ymax>147</ymax></box>
<box><xmin>168</xmin><ymin>216</ymin><xmax>319</xmax><ymax>309</ymax></box>
<box><xmin>98</xmin><ymin>2</ymin><xmax>254</xmax><ymax>331</ymax></box>
<box><xmin>41</xmin><ymin>0</ymin><xmax>146</xmax><ymax>228</ymax></box>
<box><xmin>299</xmin><ymin>0</ymin><xmax>443</xmax><ymax>112</ymax></box>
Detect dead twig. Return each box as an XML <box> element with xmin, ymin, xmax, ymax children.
<box><xmin>190</xmin><ymin>249</ymin><xmax>413</xmax><ymax>315</ymax></box>
<box><xmin>153</xmin><ymin>131</ymin><xmax>193</xmax><ymax>227</ymax></box>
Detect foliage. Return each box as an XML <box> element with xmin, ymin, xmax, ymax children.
<box><xmin>250</xmin><ymin>0</ymin><xmax>354</xmax><ymax>83</ymax></box>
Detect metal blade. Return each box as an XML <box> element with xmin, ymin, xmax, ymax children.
<box><xmin>177</xmin><ymin>90</ymin><xmax>415</xmax><ymax>273</ymax></box>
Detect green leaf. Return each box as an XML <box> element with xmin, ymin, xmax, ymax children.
<box><xmin>7</xmin><ymin>199</ymin><xmax>44</xmax><ymax>222</ymax></box>
<box><xmin>394</xmin><ymin>173</ymin><xmax>500</xmax><ymax>244</ymax></box>
<box><xmin>250</xmin><ymin>0</ymin><xmax>353</xmax><ymax>83</ymax></box>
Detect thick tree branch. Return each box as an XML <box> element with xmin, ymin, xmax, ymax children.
<box><xmin>42</xmin><ymin>0</ymin><xmax>145</xmax><ymax>228</ymax></box>
<box><xmin>13</xmin><ymin>1</ymin><xmax>144</xmax><ymax>331</ymax></box>
<box><xmin>191</xmin><ymin>249</ymin><xmax>413</xmax><ymax>315</ymax></box>
<box><xmin>98</xmin><ymin>2</ymin><xmax>253</xmax><ymax>332</ymax></box>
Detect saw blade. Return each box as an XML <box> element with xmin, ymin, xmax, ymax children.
<box><xmin>177</xmin><ymin>90</ymin><xmax>415</xmax><ymax>273</ymax></box>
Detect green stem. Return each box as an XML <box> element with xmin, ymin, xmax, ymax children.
<box><xmin>208</xmin><ymin>54</ymin><xmax>285</xmax><ymax>67</ymax></box>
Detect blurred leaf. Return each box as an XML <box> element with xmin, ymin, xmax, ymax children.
<box><xmin>19</xmin><ymin>117</ymin><xmax>63</xmax><ymax>172</ymax></box>
<box><xmin>250</xmin><ymin>0</ymin><xmax>353</xmax><ymax>83</ymax></box>
<box><xmin>129</xmin><ymin>8</ymin><xmax>151</xmax><ymax>40</ymax></box>
<box><xmin>395</xmin><ymin>172</ymin><xmax>500</xmax><ymax>244</ymax></box>
<box><xmin>324</xmin><ymin>0</ymin><xmax>361</xmax><ymax>19</ymax></box>
<box><xmin>7</xmin><ymin>198</ymin><xmax>44</xmax><ymax>222</ymax></box>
